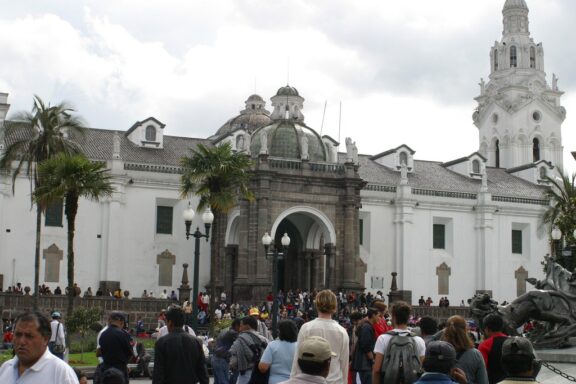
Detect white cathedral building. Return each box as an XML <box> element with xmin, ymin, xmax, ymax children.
<box><xmin>0</xmin><ymin>0</ymin><xmax>564</xmax><ymax>304</ymax></box>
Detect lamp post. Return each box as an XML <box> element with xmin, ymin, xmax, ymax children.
<box><xmin>183</xmin><ymin>203</ymin><xmax>214</xmax><ymax>331</ymax></box>
<box><xmin>262</xmin><ymin>231</ymin><xmax>290</xmax><ymax>339</ymax></box>
<box><xmin>551</xmin><ymin>227</ymin><xmax>562</xmax><ymax>259</ymax></box>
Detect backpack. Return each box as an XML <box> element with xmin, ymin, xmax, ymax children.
<box><xmin>380</xmin><ymin>331</ymin><xmax>422</xmax><ymax>384</ymax></box>
<box><xmin>239</xmin><ymin>332</ymin><xmax>268</xmax><ymax>366</ymax></box>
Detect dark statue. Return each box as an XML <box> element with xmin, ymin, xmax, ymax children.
<box><xmin>469</xmin><ymin>256</ymin><xmax>576</xmax><ymax>349</ymax></box>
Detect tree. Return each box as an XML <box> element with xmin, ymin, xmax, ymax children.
<box><xmin>65</xmin><ymin>307</ymin><xmax>102</xmax><ymax>362</ymax></box>
<box><xmin>0</xmin><ymin>95</ymin><xmax>85</xmax><ymax>309</ymax></box>
<box><xmin>180</xmin><ymin>142</ymin><xmax>253</xmax><ymax>334</ymax></box>
<box><xmin>34</xmin><ymin>153</ymin><xmax>114</xmax><ymax>316</ymax></box>
<box><xmin>542</xmin><ymin>168</ymin><xmax>576</xmax><ymax>270</ymax></box>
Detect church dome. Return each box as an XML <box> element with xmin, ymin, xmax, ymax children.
<box><xmin>212</xmin><ymin>94</ymin><xmax>272</xmax><ymax>138</ymax></box>
<box><xmin>503</xmin><ymin>0</ymin><xmax>528</xmax><ymax>10</ymax></box>
<box><xmin>276</xmin><ymin>85</ymin><xmax>300</xmax><ymax>97</ymax></box>
<box><xmin>250</xmin><ymin>120</ymin><xmax>327</xmax><ymax>162</ymax></box>
<box><xmin>246</xmin><ymin>94</ymin><xmax>264</xmax><ymax>102</ymax></box>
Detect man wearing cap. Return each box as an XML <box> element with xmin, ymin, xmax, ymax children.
<box><xmin>250</xmin><ymin>307</ymin><xmax>272</xmax><ymax>341</ymax></box>
<box><xmin>499</xmin><ymin>337</ymin><xmax>541</xmax><ymax>383</ymax></box>
<box><xmin>280</xmin><ymin>336</ymin><xmax>335</xmax><ymax>384</ymax></box>
<box><xmin>0</xmin><ymin>311</ymin><xmax>79</xmax><ymax>383</ymax></box>
<box><xmin>49</xmin><ymin>311</ymin><xmax>66</xmax><ymax>359</ymax></box>
<box><xmin>98</xmin><ymin>311</ymin><xmax>135</xmax><ymax>384</ymax></box>
<box><xmin>414</xmin><ymin>341</ymin><xmax>467</xmax><ymax>384</ymax></box>
<box><xmin>291</xmin><ymin>289</ymin><xmax>349</xmax><ymax>384</ymax></box>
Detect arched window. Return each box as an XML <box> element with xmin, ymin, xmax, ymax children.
<box><xmin>493</xmin><ymin>49</ymin><xmax>498</xmax><ymax>71</ymax></box>
<box><xmin>539</xmin><ymin>167</ymin><xmax>547</xmax><ymax>180</ymax></box>
<box><xmin>495</xmin><ymin>140</ymin><xmax>500</xmax><ymax>168</ymax></box>
<box><xmin>145</xmin><ymin>125</ymin><xmax>156</xmax><ymax>141</ymax></box>
<box><xmin>532</xmin><ymin>138</ymin><xmax>540</xmax><ymax>162</ymax></box>
<box><xmin>530</xmin><ymin>46</ymin><xmax>536</xmax><ymax>68</ymax></box>
<box><xmin>472</xmin><ymin>159</ymin><xmax>480</xmax><ymax>174</ymax></box>
<box><xmin>510</xmin><ymin>46</ymin><xmax>517</xmax><ymax>68</ymax></box>
<box><xmin>399</xmin><ymin>152</ymin><xmax>408</xmax><ymax>165</ymax></box>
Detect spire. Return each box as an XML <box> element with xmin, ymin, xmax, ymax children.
<box><xmin>502</xmin><ymin>0</ymin><xmax>530</xmax><ymax>38</ymax></box>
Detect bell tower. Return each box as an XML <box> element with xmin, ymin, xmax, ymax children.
<box><xmin>473</xmin><ymin>0</ymin><xmax>565</xmax><ymax>169</ymax></box>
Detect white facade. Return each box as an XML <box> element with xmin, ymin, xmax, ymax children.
<box><xmin>0</xmin><ymin>0</ymin><xmax>563</xmax><ymax>304</ymax></box>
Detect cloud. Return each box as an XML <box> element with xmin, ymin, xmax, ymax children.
<box><xmin>0</xmin><ymin>0</ymin><xmax>574</xmax><ymax>171</ymax></box>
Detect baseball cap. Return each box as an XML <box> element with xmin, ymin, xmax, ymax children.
<box><xmin>425</xmin><ymin>341</ymin><xmax>457</xmax><ymax>363</ymax></box>
<box><xmin>297</xmin><ymin>336</ymin><xmax>336</xmax><ymax>363</ymax></box>
<box><xmin>109</xmin><ymin>311</ymin><xmax>126</xmax><ymax>322</ymax></box>
<box><xmin>249</xmin><ymin>307</ymin><xmax>260</xmax><ymax>316</ymax></box>
<box><xmin>502</xmin><ymin>337</ymin><xmax>535</xmax><ymax>359</ymax></box>
<box><xmin>51</xmin><ymin>311</ymin><xmax>61</xmax><ymax>319</ymax></box>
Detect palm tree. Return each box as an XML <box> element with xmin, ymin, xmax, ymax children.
<box><xmin>0</xmin><ymin>95</ymin><xmax>85</xmax><ymax>309</ymax></box>
<box><xmin>180</xmin><ymin>142</ymin><xmax>253</xmax><ymax>333</ymax></box>
<box><xmin>542</xmin><ymin>168</ymin><xmax>576</xmax><ymax>269</ymax></box>
<box><xmin>34</xmin><ymin>153</ymin><xmax>114</xmax><ymax>316</ymax></box>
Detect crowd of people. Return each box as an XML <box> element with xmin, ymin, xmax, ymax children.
<box><xmin>0</xmin><ymin>288</ymin><xmax>544</xmax><ymax>384</ymax></box>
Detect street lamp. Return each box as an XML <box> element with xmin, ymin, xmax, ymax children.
<box><xmin>551</xmin><ymin>227</ymin><xmax>562</xmax><ymax>259</ymax></box>
<box><xmin>183</xmin><ymin>203</ymin><xmax>214</xmax><ymax>330</ymax></box>
<box><xmin>262</xmin><ymin>232</ymin><xmax>290</xmax><ymax>339</ymax></box>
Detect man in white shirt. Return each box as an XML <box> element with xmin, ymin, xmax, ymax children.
<box><xmin>0</xmin><ymin>311</ymin><xmax>78</xmax><ymax>383</ymax></box>
<box><xmin>291</xmin><ymin>290</ymin><xmax>349</xmax><ymax>384</ymax></box>
<box><xmin>48</xmin><ymin>311</ymin><xmax>66</xmax><ymax>359</ymax></box>
<box><xmin>372</xmin><ymin>301</ymin><xmax>426</xmax><ymax>384</ymax></box>
<box><xmin>156</xmin><ymin>323</ymin><xmax>196</xmax><ymax>338</ymax></box>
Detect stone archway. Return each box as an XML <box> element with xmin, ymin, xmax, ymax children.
<box><xmin>269</xmin><ymin>206</ymin><xmax>337</xmax><ymax>292</ymax></box>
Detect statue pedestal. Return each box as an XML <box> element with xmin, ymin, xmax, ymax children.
<box><xmin>537</xmin><ymin>340</ymin><xmax>576</xmax><ymax>363</ymax></box>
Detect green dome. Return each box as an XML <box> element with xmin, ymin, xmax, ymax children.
<box><xmin>250</xmin><ymin>121</ymin><xmax>327</xmax><ymax>161</ymax></box>
<box><xmin>276</xmin><ymin>85</ymin><xmax>300</xmax><ymax>97</ymax></box>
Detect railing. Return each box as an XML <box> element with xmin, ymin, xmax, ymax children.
<box><xmin>413</xmin><ymin>189</ymin><xmax>477</xmax><ymax>200</ymax></box>
<box><xmin>365</xmin><ymin>184</ymin><xmax>397</xmax><ymax>193</ymax></box>
<box><xmin>411</xmin><ymin>306</ymin><xmax>470</xmax><ymax>321</ymax></box>
<box><xmin>268</xmin><ymin>158</ymin><xmax>347</xmax><ymax>174</ymax></box>
<box><xmin>124</xmin><ymin>162</ymin><xmax>183</xmax><ymax>174</ymax></box>
<box><xmin>269</xmin><ymin>158</ymin><xmax>302</xmax><ymax>170</ymax></box>
<box><xmin>492</xmin><ymin>195</ymin><xmax>549</xmax><ymax>206</ymax></box>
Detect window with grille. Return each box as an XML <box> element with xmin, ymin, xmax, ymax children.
<box><xmin>156</xmin><ymin>206</ymin><xmax>173</xmax><ymax>234</ymax></box>
<box><xmin>45</xmin><ymin>200</ymin><xmax>63</xmax><ymax>227</ymax></box>
<box><xmin>145</xmin><ymin>125</ymin><xmax>156</xmax><ymax>141</ymax></box>
<box><xmin>510</xmin><ymin>46</ymin><xmax>517</xmax><ymax>68</ymax></box>
<box><xmin>512</xmin><ymin>230</ymin><xmax>522</xmax><ymax>254</ymax></box>
<box><xmin>433</xmin><ymin>224</ymin><xmax>446</xmax><ymax>249</ymax></box>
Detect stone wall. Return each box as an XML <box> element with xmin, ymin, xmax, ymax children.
<box><xmin>0</xmin><ymin>293</ymin><xmax>174</xmax><ymax>331</ymax></box>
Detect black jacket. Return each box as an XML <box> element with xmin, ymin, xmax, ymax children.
<box><xmin>351</xmin><ymin>321</ymin><xmax>375</xmax><ymax>372</ymax></box>
<box><xmin>153</xmin><ymin>328</ymin><xmax>209</xmax><ymax>384</ymax></box>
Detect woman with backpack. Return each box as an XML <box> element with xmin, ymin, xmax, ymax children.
<box><xmin>441</xmin><ymin>316</ymin><xmax>488</xmax><ymax>384</ymax></box>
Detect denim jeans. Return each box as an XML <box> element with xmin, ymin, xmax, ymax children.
<box><xmin>211</xmin><ymin>355</ymin><xmax>230</xmax><ymax>384</ymax></box>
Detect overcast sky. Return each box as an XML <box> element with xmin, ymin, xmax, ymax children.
<box><xmin>1</xmin><ymin>0</ymin><xmax>575</xmax><ymax>170</ymax></box>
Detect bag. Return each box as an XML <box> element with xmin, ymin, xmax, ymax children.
<box><xmin>380</xmin><ymin>331</ymin><xmax>421</xmax><ymax>384</ymax></box>
<box><xmin>53</xmin><ymin>342</ymin><xmax>65</xmax><ymax>354</ymax></box>
<box><xmin>248</xmin><ymin>365</ymin><xmax>270</xmax><ymax>384</ymax></box>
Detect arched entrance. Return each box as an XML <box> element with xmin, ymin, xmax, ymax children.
<box><xmin>269</xmin><ymin>206</ymin><xmax>336</xmax><ymax>291</ymax></box>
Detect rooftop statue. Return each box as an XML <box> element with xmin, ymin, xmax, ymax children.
<box><xmin>470</xmin><ymin>256</ymin><xmax>576</xmax><ymax>349</ymax></box>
